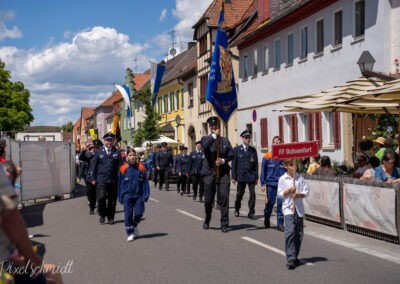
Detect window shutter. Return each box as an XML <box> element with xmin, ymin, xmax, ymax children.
<box><xmin>290</xmin><ymin>114</ymin><xmax>298</xmax><ymax>142</ymax></box>
<box><xmin>278</xmin><ymin>116</ymin><xmax>284</xmax><ymax>143</ymax></box>
<box><xmin>308</xmin><ymin>113</ymin><xmax>314</xmax><ymax>141</ymax></box>
<box><xmin>260</xmin><ymin>118</ymin><xmax>268</xmax><ymax>148</ymax></box>
<box><xmin>333</xmin><ymin>112</ymin><xmax>341</xmax><ymax>148</ymax></box>
<box><xmin>315</xmin><ymin>112</ymin><xmax>322</xmax><ymax>146</ymax></box>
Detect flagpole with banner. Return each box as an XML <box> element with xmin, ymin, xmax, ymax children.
<box><xmin>115</xmin><ymin>84</ymin><xmax>131</xmax><ymax>134</ymax></box>
<box><xmin>150</xmin><ymin>61</ymin><xmax>166</xmax><ymax>107</ymax></box>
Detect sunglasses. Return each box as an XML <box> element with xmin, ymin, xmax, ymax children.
<box><xmin>383</xmin><ymin>159</ymin><xmax>395</xmax><ymax>164</ymax></box>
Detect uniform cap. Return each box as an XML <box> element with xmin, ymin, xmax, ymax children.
<box><xmin>195</xmin><ymin>141</ymin><xmax>202</xmax><ymax>145</ymax></box>
<box><xmin>207</xmin><ymin>116</ymin><xmax>219</xmax><ymax>126</ymax></box>
<box><xmin>240</xmin><ymin>130</ymin><xmax>252</xmax><ymax>137</ymax></box>
<box><xmin>93</xmin><ymin>139</ymin><xmax>103</xmax><ymax>147</ymax></box>
<box><xmin>179</xmin><ymin>145</ymin><xmax>188</xmax><ymax>150</ymax></box>
<box><xmin>103</xmin><ymin>132</ymin><xmax>115</xmax><ymax>140</ymax></box>
<box><xmin>157</xmin><ymin>144</ymin><xmax>162</xmax><ymax>149</ymax></box>
<box><xmin>161</xmin><ymin>142</ymin><xmax>168</xmax><ymax>147</ymax></box>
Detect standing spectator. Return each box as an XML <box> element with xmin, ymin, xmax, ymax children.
<box><xmin>118</xmin><ymin>148</ymin><xmax>150</xmax><ymax>242</ymax></box>
<box><xmin>306</xmin><ymin>155</ymin><xmax>320</xmax><ymax>175</ymax></box>
<box><xmin>260</xmin><ymin>136</ymin><xmax>286</xmax><ymax>231</ymax></box>
<box><xmin>374</xmin><ymin>137</ymin><xmax>386</xmax><ymax>161</ymax></box>
<box><xmin>155</xmin><ymin>142</ymin><xmax>173</xmax><ymax>191</ymax></box>
<box><xmin>189</xmin><ymin>141</ymin><xmax>204</xmax><ymax>202</ymax></box>
<box><xmin>177</xmin><ymin>145</ymin><xmax>191</xmax><ymax>196</ymax></box>
<box><xmin>90</xmin><ymin>133</ymin><xmax>122</xmax><ymax>225</ymax></box>
<box><xmin>314</xmin><ymin>156</ymin><xmax>336</xmax><ymax>176</ymax></box>
<box><xmin>231</xmin><ymin>130</ymin><xmax>259</xmax><ymax>220</ymax></box>
<box><xmin>374</xmin><ymin>152</ymin><xmax>400</xmax><ymax>183</ymax></box>
<box><xmin>201</xmin><ymin>116</ymin><xmax>233</xmax><ymax>233</ymax></box>
<box><xmin>277</xmin><ymin>159</ymin><xmax>309</xmax><ymax>269</ymax></box>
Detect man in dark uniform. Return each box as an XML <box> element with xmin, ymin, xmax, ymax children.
<box><xmin>90</xmin><ymin>133</ymin><xmax>121</xmax><ymax>224</ymax></box>
<box><xmin>155</xmin><ymin>142</ymin><xmax>173</xmax><ymax>191</ymax></box>
<box><xmin>173</xmin><ymin>146</ymin><xmax>181</xmax><ymax>194</ymax></box>
<box><xmin>232</xmin><ymin>130</ymin><xmax>259</xmax><ymax>220</ymax></box>
<box><xmin>201</xmin><ymin>116</ymin><xmax>233</xmax><ymax>233</ymax></box>
<box><xmin>152</xmin><ymin>144</ymin><xmax>162</xmax><ymax>187</ymax></box>
<box><xmin>177</xmin><ymin>145</ymin><xmax>191</xmax><ymax>196</ymax></box>
<box><xmin>189</xmin><ymin>141</ymin><xmax>204</xmax><ymax>202</ymax></box>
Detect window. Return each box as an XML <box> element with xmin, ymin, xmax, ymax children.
<box><xmin>199</xmin><ymin>35</ymin><xmax>207</xmax><ymax>55</ymax></box>
<box><xmin>290</xmin><ymin>114</ymin><xmax>298</xmax><ymax>142</ymax></box>
<box><xmin>260</xmin><ymin>118</ymin><xmax>268</xmax><ymax>148</ymax></box>
<box><xmin>263</xmin><ymin>44</ymin><xmax>269</xmax><ymax>73</ymax></box>
<box><xmin>333</xmin><ymin>10</ymin><xmax>343</xmax><ymax>46</ymax></box>
<box><xmin>300</xmin><ymin>26</ymin><xmax>308</xmax><ymax>59</ymax></box>
<box><xmin>200</xmin><ymin>75</ymin><xmax>207</xmax><ymax>104</ymax></box>
<box><xmin>169</xmin><ymin>92</ymin><xmax>174</xmax><ymax>111</ymax></box>
<box><xmin>181</xmin><ymin>88</ymin><xmax>184</xmax><ymax>108</ymax></box>
<box><xmin>287</xmin><ymin>33</ymin><xmax>294</xmax><ymax>65</ymax></box>
<box><xmin>316</xmin><ymin>19</ymin><xmax>324</xmax><ymax>54</ymax></box>
<box><xmin>243</xmin><ymin>55</ymin><xmax>249</xmax><ymax>79</ymax></box>
<box><xmin>325</xmin><ymin>112</ymin><xmax>334</xmax><ymax>145</ymax></box>
<box><xmin>354</xmin><ymin>0</ymin><xmax>365</xmax><ymax>38</ymax></box>
<box><xmin>253</xmin><ymin>48</ymin><xmax>258</xmax><ymax>76</ymax></box>
<box><xmin>274</xmin><ymin>39</ymin><xmax>281</xmax><ymax>69</ymax></box>
<box><xmin>278</xmin><ymin>116</ymin><xmax>284</xmax><ymax>143</ymax></box>
<box><xmin>175</xmin><ymin>90</ymin><xmax>179</xmax><ymax>110</ymax></box>
<box><xmin>157</xmin><ymin>97</ymin><xmax>162</xmax><ymax>114</ymax></box>
<box><xmin>163</xmin><ymin>95</ymin><xmax>168</xmax><ymax>113</ymax></box>
<box><xmin>188</xmin><ymin>83</ymin><xmax>194</xmax><ymax>107</ymax></box>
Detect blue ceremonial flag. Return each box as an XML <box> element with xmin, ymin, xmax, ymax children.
<box><xmin>150</xmin><ymin>61</ymin><xmax>166</xmax><ymax>107</ymax></box>
<box><xmin>206</xmin><ymin>5</ymin><xmax>237</xmax><ymax>124</ymax></box>
<box><xmin>115</xmin><ymin>84</ymin><xmax>131</xmax><ymax>120</ymax></box>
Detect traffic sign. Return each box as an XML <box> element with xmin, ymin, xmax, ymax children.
<box><xmin>272</xmin><ymin>141</ymin><xmax>319</xmax><ymax>159</ymax></box>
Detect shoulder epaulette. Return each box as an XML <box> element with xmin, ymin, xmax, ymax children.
<box><xmin>138</xmin><ymin>163</ymin><xmax>145</xmax><ymax>173</ymax></box>
<box><xmin>264</xmin><ymin>152</ymin><xmax>272</xmax><ymax>160</ymax></box>
<box><xmin>120</xmin><ymin>163</ymin><xmax>129</xmax><ymax>175</ymax></box>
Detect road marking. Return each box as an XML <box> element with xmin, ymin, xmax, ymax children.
<box><xmin>307</xmin><ymin>230</ymin><xmax>400</xmax><ymax>265</ymax></box>
<box><xmin>176</xmin><ymin>209</ymin><xmax>204</xmax><ymax>221</ymax></box>
<box><xmin>149</xmin><ymin>197</ymin><xmax>160</xmax><ymax>203</ymax></box>
<box><xmin>241</xmin><ymin>236</ymin><xmax>286</xmax><ymax>256</ymax></box>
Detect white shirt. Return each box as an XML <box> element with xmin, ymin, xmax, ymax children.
<box><xmin>277</xmin><ymin>172</ymin><xmax>309</xmax><ymax>217</ymax></box>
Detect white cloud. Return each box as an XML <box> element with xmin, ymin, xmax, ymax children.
<box><xmin>0</xmin><ymin>10</ymin><xmax>22</xmax><ymax>40</ymax></box>
<box><xmin>159</xmin><ymin>8</ymin><xmax>167</xmax><ymax>21</ymax></box>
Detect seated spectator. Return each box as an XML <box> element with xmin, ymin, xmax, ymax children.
<box><xmin>314</xmin><ymin>155</ymin><xmax>336</xmax><ymax>176</ymax></box>
<box><xmin>361</xmin><ymin>156</ymin><xmax>381</xmax><ymax>181</ymax></box>
<box><xmin>374</xmin><ymin>137</ymin><xmax>386</xmax><ymax>161</ymax></box>
<box><xmin>383</xmin><ymin>137</ymin><xmax>399</xmax><ymax>166</ymax></box>
<box><xmin>306</xmin><ymin>155</ymin><xmax>320</xmax><ymax>175</ymax></box>
<box><xmin>352</xmin><ymin>153</ymin><xmax>369</xmax><ymax>178</ymax></box>
<box><xmin>374</xmin><ymin>153</ymin><xmax>400</xmax><ymax>183</ymax></box>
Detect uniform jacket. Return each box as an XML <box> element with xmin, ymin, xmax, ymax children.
<box><xmin>201</xmin><ymin>134</ymin><xmax>233</xmax><ymax>177</ymax></box>
<box><xmin>156</xmin><ymin>150</ymin><xmax>173</xmax><ymax>170</ymax></box>
<box><xmin>177</xmin><ymin>154</ymin><xmax>191</xmax><ymax>175</ymax></box>
<box><xmin>260</xmin><ymin>152</ymin><xmax>286</xmax><ymax>187</ymax></box>
<box><xmin>231</xmin><ymin>144</ymin><xmax>259</xmax><ymax>183</ymax></box>
<box><xmin>90</xmin><ymin>146</ymin><xmax>121</xmax><ymax>184</ymax></box>
<box><xmin>118</xmin><ymin>162</ymin><xmax>150</xmax><ymax>204</ymax></box>
<box><xmin>189</xmin><ymin>150</ymin><xmax>203</xmax><ymax>175</ymax></box>
<box><xmin>79</xmin><ymin>150</ymin><xmax>95</xmax><ymax>182</ymax></box>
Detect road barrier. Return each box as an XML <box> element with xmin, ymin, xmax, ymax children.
<box><xmin>303</xmin><ymin>174</ymin><xmax>400</xmax><ymax>243</ymax></box>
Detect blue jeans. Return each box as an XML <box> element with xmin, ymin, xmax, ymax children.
<box><xmin>264</xmin><ymin>185</ymin><xmax>283</xmax><ymax>225</ymax></box>
<box><xmin>123</xmin><ymin>196</ymin><xmax>144</xmax><ymax>235</ymax></box>
<box><xmin>284</xmin><ymin>212</ymin><xmax>304</xmax><ymax>261</ymax></box>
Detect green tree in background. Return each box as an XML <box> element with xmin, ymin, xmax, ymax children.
<box><xmin>0</xmin><ymin>59</ymin><xmax>34</xmax><ymax>133</ymax></box>
<box><xmin>133</xmin><ymin>84</ymin><xmax>162</xmax><ymax>147</ymax></box>
<box><xmin>61</xmin><ymin>121</ymin><xmax>74</xmax><ymax>132</ymax></box>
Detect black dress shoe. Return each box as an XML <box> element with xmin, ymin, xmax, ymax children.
<box><xmin>221</xmin><ymin>226</ymin><xmax>229</xmax><ymax>233</ymax></box>
<box><xmin>192</xmin><ymin>196</ymin><xmax>196</xmax><ymax>200</ymax></box>
<box><xmin>264</xmin><ymin>218</ymin><xmax>270</xmax><ymax>228</ymax></box>
<box><xmin>108</xmin><ymin>218</ymin><xmax>115</xmax><ymax>225</ymax></box>
<box><xmin>248</xmin><ymin>214</ymin><xmax>257</xmax><ymax>220</ymax></box>
<box><xmin>234</xmin><ymin>210</ymin><xmax>239</xmax><ymax>217</ymax></box>
<box><xmin>203</xmin><ymin>223</ymin><xmax>209</xmax><ymax>230</ymax></box>
<box><xmin>277</xmin><ymin>224</ymin><xmax>285</xmax><ymax>232</ymax></box>
<box><xmin>199</xmin><ymin>198</ymin><xmax>204</xmax><ymax>203</ymax></box>
<box><xmin>99</xmin><ymin>216</ymin><xmax>105</xmax><ymax>224</ymax></box>
<box><xmin>294</xmin><ymin>259</ymin><xmax>301</xmax><ymax>266</ymax></box>
<box><xmin>89</xmin><ymin>209</ymin><xmax>94</xmax><ymax>215</ymax></box>
<box><xmin>287</xmin><ymin>259</ymin><xmax>296</xmax><ymax>269</ymax></box>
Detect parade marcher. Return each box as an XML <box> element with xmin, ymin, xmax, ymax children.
<box><xmin>90</xmin><ymin>133</ymin><xmax>121</xmax><ymax>224</ymax></box>
<box><xmin>189</xmin><ymin>141</ymin><xmax>204</xmax><ymax>202</ymax></box>
<box><xmin>232</xmin><ymin>130</ymin><xmax>259</xmax><ymax>220</ymax></box>
<box><xmin>118</xmin><ymin>148</ymin><xmax>150</xmax><ymax>242</ymax></box>
<box><xmin>177</xmin><ymin>145</ymin><xmax>191</xmax><ymax>196</ymax></box>
<box><xmin>155</xmin><ymin>142</ymin><xmax>173</xmax><ymax>191</ymax></box>
<box><xmin>277</xmin><ymin>159</ymin><xmax>309</xmax><ymax>269</ymax></box>
<box><xmin>152</xmin><ymin>144</ymin><xmax>162</xmax><ymax>187</ymax></box>
<box><xmin>173</xmin><ymin>148</ymin><xmax>180</xmax><ymax>193</ymax></box>
<box><xmin>201</xmin><ymin>116</ymin><xmax>233</xmax><ymax>233</ymax></box>
<box><xmin>260</xmin><ymin>136</ymin><xmax>286</xmax><ymax>231</ymax></box>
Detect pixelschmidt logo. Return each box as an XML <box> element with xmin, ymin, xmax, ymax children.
<box><xmin>0</xmin><ymin>259</ymin><xmax>74</xmax><ymax>277</ymax></box>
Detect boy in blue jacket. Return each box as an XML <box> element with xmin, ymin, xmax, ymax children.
<box><xmin>118</xmin><ymin>148</ymin><xmax>150</xmax><ymax>242</ymax></box>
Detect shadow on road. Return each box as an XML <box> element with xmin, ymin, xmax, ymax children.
<box><xmin>300</xmin><ymin>256</ymin><xmax>328</xmax><ymax>265</ymax></box>
<box><xmin>229</xmin><ymin>224</ymin><xmax>258</xmax><ymax>231</ymax></box>
<box><xmin>139</xmin><ymin>233</ymin><xmax>168</xmax><ymax>239</ymax></box>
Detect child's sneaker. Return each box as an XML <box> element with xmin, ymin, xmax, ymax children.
<box><xmin>133</xmin><ymin>227</ymin><xmax>139</xmax><ymax>238</ymax></box>
<box><xmin>126</xmin><ymin>235</ymin><xmax>134</xmax><ymax>242</ymax></box>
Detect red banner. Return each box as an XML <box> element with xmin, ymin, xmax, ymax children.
<box><xmin>272</xmin><ymin>141</ymin><xmax>319</xmax><ymax>159</ymax></box>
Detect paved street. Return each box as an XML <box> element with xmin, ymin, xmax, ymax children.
<box><xmin>23</xmin><ymin>182</ymin><xmax>400</xmax><ymax>284</ymax></box>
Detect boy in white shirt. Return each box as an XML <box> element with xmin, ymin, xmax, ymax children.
<box><xmin>277</xmin><ymin>159</ymin><xmax>309</xmax><ymax>269</ymax></box>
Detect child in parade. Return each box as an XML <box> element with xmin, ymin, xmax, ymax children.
<box><xmin>118</xmin><ymin>148</ymin><xmax>150</xmax><ymax>242</ymax></box>
<box><xmin>277</xmin><ymin>159</ymin><xmax>309</xmax><ymax>269</ymax></box>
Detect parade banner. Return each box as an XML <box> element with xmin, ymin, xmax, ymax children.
<box><xmin>343</xmin><ymin>183</ymin><xmax>397</xmax><ymax>236</ymax></box>
<box><xmin>303</xmin><ymin>179</ymin><xmax>340</xmax><ymax>221</ymax></box>
<box><xmin>272</xmin><ymin>141</ymin><xmax>319</xmax><ymax>159</ymax></box>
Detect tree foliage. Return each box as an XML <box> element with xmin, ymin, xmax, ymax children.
<box><xmin>0</xmin><ymin>59</ymin><xmax>34</xmax><ymax>131</ymax></box>
<box><xmin>133</xmin><ymin>85</ymin><xmax>162</xmax><ymax>147</ymax></box>
<box><xmin>61</xmin><ymin>121</ymin><xmax>74</xmax><ymax>132</ymax></box>
<box><xmin>361</xmin><ymin>114</ymin><xmax>399</xmax><ymax>139</ymax></box>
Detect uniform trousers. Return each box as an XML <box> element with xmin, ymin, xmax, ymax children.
<box><xmin>284</xmin><ymin>211</ymin><xmax>304</xmax><ymax>261</ymax></box>
<box><xmin>234</xmin><ymin>181</ymin><xmax>256</xmax><ymax>215</ymax></box>
<box><xmin>97</xmin><ymin>183</ymin><xmax>117</xmax><ymax>220</ymax></box>
<box><xmin>203</xmin><ymin>174</ymin><xmax>230</xmax><ymax>227</ymax></box>
<box><xmin>85</xmin><ymin>180</ymin><xmax>97</xmax><ymax>211</ymax></box>
<box><xmin>191</xmin><ymin>174</ymin><xmax>204</xmax><ymax>199</ymax></box>
<box><xmin>264</xmin><ymin>185</ymin><xmax>284</xmax><ymax>226</ymax></box>
<box><xmin>178</xmin><ymin>174</ymin><xmax>190</xmax><ymax>194</ymax></box>
<box><xmin>159</xmin><ymin>168</ymin><xmax>170</xmax><ymax>190</ymax></box>
<box><xmin>123</xmin><ymin>196</ymin><xmax>144</xmax><ymax>236</ymax></box>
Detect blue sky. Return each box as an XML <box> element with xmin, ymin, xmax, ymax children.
<box><xmin>0</xmin><ymin>0</ymin><xmax>212</xmax><ymax>126</ymax></box>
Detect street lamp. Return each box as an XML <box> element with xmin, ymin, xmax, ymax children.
<box><xmin>357</xmin><ymin>51</ymin><xmax>396</xmax><ymax>81</ymax></box>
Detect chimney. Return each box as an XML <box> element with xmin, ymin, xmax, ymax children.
<box><xmin>188</xmin><ymin>42</ymin><xmax>196</xmax><ymax>50</ymax></box>
<box><xmin>257</xmin><ymin>0</ymin><xmax>271</xmax><ymax>25</ymax></box>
